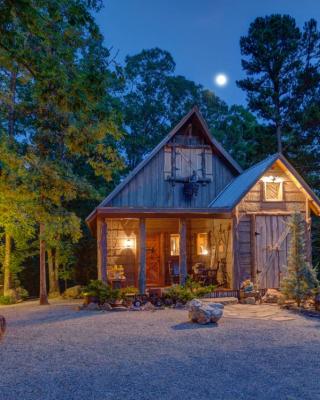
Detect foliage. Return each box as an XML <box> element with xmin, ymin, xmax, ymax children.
<box><xmin>0</xmin><ymin>295</ymin><xmax>15</xmax><ymax>305</ymax></box>
<box><xmin>120</xmin><ymin>286</ymin><xmax>139</xmax><ymax>299</ymax></box>
<box><xmin>83</xmin><ymin>280</ymin><xmax>121</xmax><ymax>304</ymax></box>
<box><xmin>165</xmin><ymin>278</ymin><xmax>215</xmax><ymax>304</ymax></box>
<box><xmin>281</xmin><ymin>212</ymin><xmax>319</xmax><ymax>306</ymax></box>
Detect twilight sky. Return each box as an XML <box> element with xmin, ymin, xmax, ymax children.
<box><xmin>96</xmin><ymin>0</ymin><xmax>320</xmax><ymax>106</ymax></box>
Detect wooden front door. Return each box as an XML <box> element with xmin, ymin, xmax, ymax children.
<box><xmin>255</xmin><ymin>216</ymin><xmax>290</xmax><ymax>289</ymax></box>
<box><xmin>146</xmin><ymin>234</ymin><xmax>162</xmax><ymax>286</ymax></box>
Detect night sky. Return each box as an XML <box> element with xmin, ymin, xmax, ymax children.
<box><xmin>96</xmin><ymin>0</ymin><xmax>320</xmax><ymax>106</ymax></box>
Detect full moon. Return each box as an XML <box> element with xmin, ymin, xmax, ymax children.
<box><xmin>214</xmin><ymin>73</ymin><xmax>228</xmax><ymax>87</ymax></box>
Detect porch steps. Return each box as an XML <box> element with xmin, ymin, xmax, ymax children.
<box><xmin>202</xmin><ymin>297</ymin><xmax>238</xmax><ymax>306</ymax></box>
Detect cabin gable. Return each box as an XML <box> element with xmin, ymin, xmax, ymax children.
<box><xmin>106</xmin><ymin>111</ymin><xmax>239</xmax><ymax>208</ymax></box>
<box><xmin>238</xmin><ymin>161</ymin><xmax>309</xmax><ymax>215</ymax></box>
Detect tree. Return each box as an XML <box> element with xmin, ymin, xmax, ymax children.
<box><xmin>0</xmin><ymin>0</ymin><xmax>124</xmax><ymax>304</ymax></box>
<box><xmin>237</xmin><ymin>15</ymin><xmax>302</xmax><ymax>153</ymax></box>
<box><xmin>281</xmin><ymin>212</ymin><xmax>319</xmax><ymax>306</ymax></box>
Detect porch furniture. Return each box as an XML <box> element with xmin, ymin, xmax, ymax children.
<box><xmin>168</xmin><ymin>260</ymin><xmax>180</xmax><ymax>284</ymax></box>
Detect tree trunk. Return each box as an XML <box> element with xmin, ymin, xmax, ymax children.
<box><xmin>276</xmin><ymin>125</ymin><xmax>282</xmax><ymax>153</ymax></box>
<box><xmin>39</xmin><ymin>223</ymin><xmax>49</xmax><ymax>305</ymax></box>
<box><xmin>48</xmin><ymin>248</ymin><xmax>59</xmax><ymax>296</ymax></box>
<box><xmin>3</xmin><ymin>232</ymin><xmax>12</xmax><ymax>296</ymax></box>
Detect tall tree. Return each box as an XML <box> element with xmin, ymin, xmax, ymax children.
<box><xmin>237</xmin><ymin>15</ymin><xmax>301</xmax><ymax>153</ymax></box>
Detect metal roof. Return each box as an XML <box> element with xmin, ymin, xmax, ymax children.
<box><xmin>209</xmin><ymin>153</ymin><xmax>279</xmax><ymax>209</ymax></box>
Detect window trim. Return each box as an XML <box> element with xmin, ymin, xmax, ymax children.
<box><xmin>263</xmin><ymin>178</ymin><xmax>283</xmax><ymax>202</ymax></box>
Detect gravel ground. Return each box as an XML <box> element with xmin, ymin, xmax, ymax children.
<box><xmin>0</xmin><ymin>300</ymin><xmax>320</xmax><ymax>400</ymax></box>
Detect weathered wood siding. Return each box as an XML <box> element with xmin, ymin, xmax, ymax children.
<box><xmin>236</xmin><ymin>163</ymin><xmax>309</xmax><ymax>287</ymax></box>
<box><xmin>107</xmin><ymin>134</ymin><xmax>236</xmax><ymax>208</ymax></box>
<box><xmin>238</xmin><ymin>165</ymin><xmax>307</xmax><ymax>215</ymax></box>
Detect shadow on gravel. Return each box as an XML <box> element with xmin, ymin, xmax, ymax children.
<box><xmin>172</xmin><ymin>321</ymin><xmax>219</xmax><ymax>330</ymax></box>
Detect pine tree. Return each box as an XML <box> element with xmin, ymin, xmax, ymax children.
<box><xmin>281</xmin><ymin>212</ymin><xmax>319</xmax><ymax>306</ymax></box>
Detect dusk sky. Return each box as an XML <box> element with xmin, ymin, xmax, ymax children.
<box><xmin>96</xmin><ymin>0</ymin><xmax>320</xmax><ymax>106</ymax></box>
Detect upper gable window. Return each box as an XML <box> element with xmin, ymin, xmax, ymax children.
<box><xmin>262</xmin><ymin>176</ymin><xmax>283</xmax><ymax>201</ymax></box>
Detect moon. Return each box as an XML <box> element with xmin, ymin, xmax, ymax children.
<box><xmin>214</xmin><ymin>73</ymin><xmax>228</xmax><ymax>87</ymax></box>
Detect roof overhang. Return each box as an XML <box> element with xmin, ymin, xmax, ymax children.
<box><xmin>86</xmin><ymin>207</ymin><xmax>232</xmax><ymax>235</ymax></box>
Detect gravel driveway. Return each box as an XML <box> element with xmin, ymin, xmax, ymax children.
<box><xmin>0</xmin><ymin>300</ymin><xmax>320</xmax><ymax>400</ymax></box>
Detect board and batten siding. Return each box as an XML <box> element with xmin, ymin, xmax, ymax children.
<box><xmin>107</xmin><ymin>146</ymin><xmax>235</xmax><ymax>208</ymax></box>
<box><xmin>236</xmin><ymin>164</ymin><xmax>310</xmax><ymax>286</ymax></box>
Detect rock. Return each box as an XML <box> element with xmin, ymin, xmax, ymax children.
<box><xmin>240</xmin><ymin>297</ymin><xmax>256</xmax><ymax>305</ymax></box>
<box><xmin>0</xmin><ymin>316</ymin><xmax>6</xmax><ymax>340</ymax></box>
<box><xmin>63</xmin><ymin>285</ymin><xmax>83</xmax><ymax>299</ymax></box>
<box><xmin>142</xmin><ymin>302</ymin><xmax>155</xmax><ymax>311</ymax></box>
<box><xmin>100</xmin><ymin>303</ymin><xmax>113</xmax><ymax>311</ymax></box>
<box><xmin>262</xmin><ymin>289</ymin><xmax>283</xmax><ymax>304</ymax></box>
<box><xmin>188</xmin><ymin>299</ymin><xmax>223</xmax><ymax>324</ymax></box>
<box><xmin>86</xmin><ymin>302</ymin><xmax>100</xmax><ymax>311</ymax></box>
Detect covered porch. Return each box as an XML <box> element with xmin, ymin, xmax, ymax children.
<box><xmin>95</xmin><ymin>209</ymin><xmax>235</xmax><ymax>293</ymax></box>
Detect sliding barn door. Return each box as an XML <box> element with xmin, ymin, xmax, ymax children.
<box><xmin>255</xmin><ymin>216</ymin><xmax>290</xmax><ymax>289</ymax></box>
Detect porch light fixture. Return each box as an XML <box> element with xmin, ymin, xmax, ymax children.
<box><xmin>125</xmin><ymin>238</ymin><xmax>135</xmax><ymax>249</ymax></box>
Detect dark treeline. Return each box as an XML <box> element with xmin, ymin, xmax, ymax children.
<box><xmin>0</xmin><ymin>2</ymin><xmax>319</xmax><ymax>300</ymax></box>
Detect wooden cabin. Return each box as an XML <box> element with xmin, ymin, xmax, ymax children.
<box><xmin>86</xmin><ymin>107</ymin><xmax>320</xmax><ymax>293</ymax></box>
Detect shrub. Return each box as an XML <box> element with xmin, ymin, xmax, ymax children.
<box><xmin>164</xmin><ymin>278</ymin><xmax>216</xmax><ymax>304</ymax></box>
<box><xmin>15</xmin><ymin>287</ymin><xmax>29</xmax><ymax>301</ymax></box>
<box><xmin>83</xmin><ymin>280</ymin><xmax>121</xmax><ymax>304</ymax></box>
<box><xmin>0</xmin><ymin>295</ymin><xmax>15</xmax><ymax>305</ymax></box>
<box><xmin>63</xmin><ymin>285</ymin><xmax>83</xmax><ymax>299</ymax></box>
<box><xmin>281</xmin><ymin>212</ymin><xmax>319</xmax><ymax>306</ymax></box>
<box><xmin>120</xmin><ymin>286</ymin><xmax>139</xmax><ymax>299</ymax></box>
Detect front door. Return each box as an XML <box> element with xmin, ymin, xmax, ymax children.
<box><xmin>146</xmin><ymin>234</ymin><xmax>162</xmax><ymax>286</ymax></box>
<box><xmin>255</xmin><ymin>216</ymin><xmax>290</xmax><ymax>289</ymax></box>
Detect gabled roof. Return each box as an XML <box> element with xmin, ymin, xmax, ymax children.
<box><xmin>209</xmin><ymin>153</ymin><xmax>320</xmax><ymax>215</ymax></box>
<box><xmin>98</xmin><ymin>106</ymin><xmax>242</xmax><ymax>209</ymax></box>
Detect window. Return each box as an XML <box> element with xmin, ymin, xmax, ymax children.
<box><xmin>170</xmin><ymin>234</ymin><xmax>180</xmax><ymax>256</ymax></box>
<box><xmin>263</xmin><ymin>176</ymin><xmax>283</xmax><ymax>201</ymax></box>
<box><xmin>197</xmin><ymin>233</ymin><xmax>209</xmax><ymax>255</ymax></box>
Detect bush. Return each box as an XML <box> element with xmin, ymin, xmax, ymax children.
<box><xmin>83</xmin><ymin>280</ymin><xmax>121</xmax><ymax>304</ymax></box>
<box><xmin>63</xmin><ymin>285</ymin><xmax>83</xmax><ymax>299</ymax></box>
<box><xmin>164</xmin><ymin>278</ymin><xmax>216</xmax><ymax>304</ymax></box>
<box><xmin>15</xmin><ymin>287</ymin><xmax>29</xmax><ymax>301</ymax></box>
<box><xmin>0</xmin><ymin>295</ymin><xmax>15</xmax><ymax>305</ymax></box>
<box><xmin>120</xmin><ymin>286</ymin><xmax>139</xmax><ymax>299</ymax></box>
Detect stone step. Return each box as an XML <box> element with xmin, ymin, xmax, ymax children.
<box><xmin>201</xmin><ymin>297</ymin><xmax>238</xmax><ymax>306</ymax></box>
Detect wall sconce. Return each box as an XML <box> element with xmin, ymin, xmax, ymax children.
<box><xmin>125</xmin><ymin>238</ymin><xmax>135</xmax><ymax>249</ymax></box>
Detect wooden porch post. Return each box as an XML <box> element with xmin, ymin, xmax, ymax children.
<box><xmin>139</xmin><ymin>218</ymin><xmax>146</xmax><ymax>294</ymax></box>
<box><xmin>97</xmin><ymin>218</ymin><xmax>107</xmax><ymax>283</ymax></box>
<box><xmin>179</xmin><ymin>218</ymin><xmax>187</xmax><ymax>286</ymax></box>
<box><xmin>232</xmin><ymin>210</ymin><xmax>241</xmax><ymax>289</ymax></box>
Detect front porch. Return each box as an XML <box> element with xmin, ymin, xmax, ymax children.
<box><xmin>96</xmin><ymin>215</ymin><xmax>234</xmax><ymax>293</ymax></box>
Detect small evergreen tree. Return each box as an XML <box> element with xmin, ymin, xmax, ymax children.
<box><xmin>281</xmin><ymin>212</ymin><xmax>319</xmax><ymax>306</ymax></box>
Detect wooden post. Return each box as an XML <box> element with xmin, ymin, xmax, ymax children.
<box><xmin>97</xmin><ymin>218</ymin><xmax>107</xmax><ymax>283</ymax></box>
<box><xmin>250</xmin><ymin>214</ymin><xmax>257</xmax><ymax>283</ymax></box>
<box><xmin>139</xmin><ymin>218</ymin><xmax>146</xmax><ymax>294</ymax></box>
<box><xmin>179</xmin><ymin>218</ymin><xmax>187</xmax><ymax>286</ymax></box>
<box><xmin>232</xmin><ymin>211</ymin><xmax>240</xmax><ymax>289</ymax></box>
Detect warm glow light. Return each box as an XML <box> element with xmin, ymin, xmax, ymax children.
<box><xmin>214</xmin><ymin>73</ymin><xmax>228</xmax><ymax>87</ymax></box>
<box><xmin>201</xmin><ymin>248</ymin><xmax>209</xmax><ymax>255</ymax></box>
<box><xmin>125</xmin><ymin>238</ymin><xmax>134</xmax><ymax>249</ymax></box>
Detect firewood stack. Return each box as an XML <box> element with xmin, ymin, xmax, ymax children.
<box><xmin>0</xmin><ymin>316</ymin><xmax>6</xmax><ymax>340</ymax></box>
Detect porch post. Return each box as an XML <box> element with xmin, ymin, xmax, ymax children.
<box><xmin>97</xmin><ymin>218</ymin><xmax>107</xmax><ymax>283</ymax></box>
<box><xmin>179</xmin><ymin>218</ymin><xmax>187</xmax><ymax>286</ymax></box>
<box><xmin>139</xmin><ymin>218</ymin><xmax>146</xmax><ymax>294</ymax></box>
